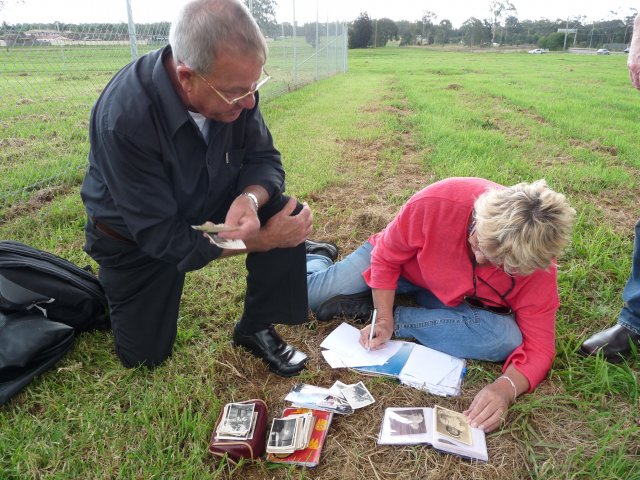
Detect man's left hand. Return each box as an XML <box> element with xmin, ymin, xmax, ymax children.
<box><xmin>244</xmin><ymin>197</ymin><xmax>313</xmax><ymax>252</ymax></box>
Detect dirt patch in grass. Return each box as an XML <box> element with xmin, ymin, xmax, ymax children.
<box><xmin>569</xmin><ymin>138</ymin><xmax>618</xmax><ymax>157</ymax></box>
<box><xmin>0</xmin><ymin>185</ymin><xmax>72</xmax><ymax>224</ymax></box>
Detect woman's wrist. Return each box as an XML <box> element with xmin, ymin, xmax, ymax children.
<box><xmin>496</xmin><ymin>375</ymin><xmax>518</xmax><ymax>403</ymax></box>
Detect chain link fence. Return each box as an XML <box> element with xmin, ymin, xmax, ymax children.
<box><xmin>0</xmin><ymin>1</ymin><xmax>348</xmax><ymax>215</ymax></box>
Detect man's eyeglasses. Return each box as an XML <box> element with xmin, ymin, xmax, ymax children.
<box><xmin>196</xmin><ymin>69</ymin><xmax>270</xmax><ymax>105</ymax></box>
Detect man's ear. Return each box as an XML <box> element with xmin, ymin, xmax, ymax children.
<box><xmin>176</xmin><ymin>64</ymin><xmax>195</xmax><ymax>93</ymax></box>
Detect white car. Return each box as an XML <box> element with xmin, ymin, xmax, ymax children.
<box><xmin>528</xmin><ymin>48</ymin><xmax>546</xmax><ymax>54</ymax></box>
<box><xmin>596</xmin><ymin>48</ymin><xmax>610</xmax><ymax>55</ymax></box>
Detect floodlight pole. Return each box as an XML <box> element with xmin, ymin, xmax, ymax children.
<box><xmin>125</xmin><ymin>0</ymin><xmax>138</xmax><ymax>60</ymax></box>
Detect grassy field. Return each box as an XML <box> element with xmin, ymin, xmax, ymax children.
<box><xmin>0</xmin><ymin>37</ymin><xmax>344</xmax><ymax>211</ymax></box>
<box><xmin>1</xmin><ymin>47</ymin><xmax>639</xmax><ymax>479</ymax></box>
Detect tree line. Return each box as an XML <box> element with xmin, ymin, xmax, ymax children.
<box><xmin>348</xmin><ymin>9</ymin><xmax>637</xmax><ymax>50</ymax></box>
<box><xmin>1</xmin><ymin>0</ymin><xmax>637</xmax><ymax>51</ymax></box>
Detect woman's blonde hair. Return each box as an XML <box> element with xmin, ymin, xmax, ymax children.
<box><xmin>473</xmin><ymin>180</ymin><xmax>576</xmax><ymax>276</ymax></box>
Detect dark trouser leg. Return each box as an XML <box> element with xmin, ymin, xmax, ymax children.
<box><xmin>231</xmin><ymin>194</ymin><xmax>308</xmax><ymax>377</ymax></box>
<box><xmin>100</xmin><ymin>259</ymin><xmax>185</xmax><ymax>368</ymax></box>
<box><xmin>236</xmin><ymin>194</ymin><xmax>308</xmax><ymax>334</ymax></box>
<box><xmin>84</xmin><ymin>221</ymin><xmax>185</xmax><ymax>368</ymax></box>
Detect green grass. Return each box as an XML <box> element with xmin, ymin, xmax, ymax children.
<box><xmin>1</xmin><ymin>47</ymin><xmax>639</xmax><ymax>479</ymax></box>
<box><xmin>0</xmin><ymin>37</ymin><xmax>345</xmax><ymax>212</ymax></box>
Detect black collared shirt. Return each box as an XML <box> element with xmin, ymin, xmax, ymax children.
<box><xmin>81</xmin><ymin>46</ymin><xmax>285</xmax><ymax>273</ymax></box>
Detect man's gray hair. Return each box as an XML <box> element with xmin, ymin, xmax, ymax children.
<box><xmin>473</xmin><ymin>179</ymin><xmax>576</xmax><ymax>276</ymax></box>
<box><xmin>169</xmin><ymin>0</ymin><xmax>267</xmax><ymax>74</ymax></box>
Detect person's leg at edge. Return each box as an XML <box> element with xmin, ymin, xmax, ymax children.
<box><xmin>393</xmin><ymin>284</ymin><xmax>523</xmax><ymax>361</ymax></box>
<box><xmin>618</xmin><ymin>219</ymin><xmax>640</xmax><ymax>335</ymax></box>
<box><xmin>580</xmin><ymin>219</ymin><xmax>640</xmax><ymax>359</ymax></box>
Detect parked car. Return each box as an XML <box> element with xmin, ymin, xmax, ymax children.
<box><xmin>528</xmin><ymin>48</ymin><xmax>546</xmax><ymax>54</ymax></box>
<box><xmin>596</xmin><ymin>48</ymin><xmax>610</xmax><ymax>55</ymax></box>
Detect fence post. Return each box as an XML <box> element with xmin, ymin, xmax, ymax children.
<box><xmin>315</xmin><ymin>0</ymin><xmax>319</xmax><ymax>81</ymax></box>
<box><xmin>343</xmin><ymin>23</ymin><xmax>348</xmax><ymax>72</ymax></box>
<box><xmin>292</xmin><ymin>0</ymin><xmax>298</xmax><ymax>86</ymax></box>
<box><xmin>126</xmin><ymin>0</ymin><xmax>139</xmax><ymax>61</ymax></box>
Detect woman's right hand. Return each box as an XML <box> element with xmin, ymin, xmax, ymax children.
<box><xmin>359</xmin><ymin>313</ymin><xmax>394</xmax><ymax>350</ymax></box>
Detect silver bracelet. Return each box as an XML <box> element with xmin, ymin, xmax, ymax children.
<box><xmin>240</xmin><ymin>192</ymin><xmax>259</xmax><ymax>210</ymax></box>
<box><xmin>497</xmin><ymin>375</ymin><xmax>517</xmax><ymax>402</ymax></box>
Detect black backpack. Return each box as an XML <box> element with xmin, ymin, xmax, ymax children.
<box><xmin>0</xmin><ymin>240</ymin><xmax>110</xmax><ymax>405</ymax></box>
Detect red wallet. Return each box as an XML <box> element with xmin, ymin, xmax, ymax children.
<box><xmin>208</xmin><ymin>399</ymin><xmax>268</xmax><ymax>464</ymax></box>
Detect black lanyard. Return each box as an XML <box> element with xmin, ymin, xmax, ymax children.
<box><xmin>465</xmin><ymin>261</ymin><xmax>515</xmax><ymax>315</ymax></box>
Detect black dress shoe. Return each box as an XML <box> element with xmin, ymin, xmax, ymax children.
<box><xmin>232</xmin><ymin>325</ymin><xmax>307</xmax><ymax>377</ymax></box>
<box><xmin>315</xmin><ymin>291</ymin><xmax>374</xmax><ymax>322</ymax></box>
<box><xmin>305</xmin><ymin>240</ymin><xmax>339</xmax><ymax>262</ymax></box>
<box><xmin>579</xmin><ymin>324</ymin><xmax>640</xmax><ymax>362</ymax></box>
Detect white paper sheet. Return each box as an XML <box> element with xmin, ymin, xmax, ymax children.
<box><xmin>320</xmin><ymin>322</ymin><xmax>402</xmax><ymax>366</ymax></box>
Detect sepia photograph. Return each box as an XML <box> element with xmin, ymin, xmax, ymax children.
<box><xmin>434</xmin><ymin>405</ymin><xmax>472</xmax><ymax>445</ymax></box>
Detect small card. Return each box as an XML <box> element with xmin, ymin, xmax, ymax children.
<box><xmin>206</xmin><ymin>233</ymin><xmax>246</xmax><ymax>250</ymax></box>
<box><xmin>192</xmin><ymin>221</ymin><xmax>239</xmax><ymax>233</ymax></box>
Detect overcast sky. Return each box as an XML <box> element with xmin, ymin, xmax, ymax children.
<box><xmin>2</xmin><ymin>0</ymin><xmax>638</xmax><ymax>28</ymax></box>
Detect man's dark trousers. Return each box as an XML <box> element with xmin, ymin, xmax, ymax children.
<box><xmin>84</xmin><ymin>194</ymin><xmax>308</xmax><ymax>368</ymax></box>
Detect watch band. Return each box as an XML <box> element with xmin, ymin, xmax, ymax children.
<box><xmin>240</xmin><ymin>192</ymin><xmax>259</xmax><ymax>210</ymax></box>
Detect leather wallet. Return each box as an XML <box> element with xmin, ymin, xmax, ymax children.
<box><xmin>209</xmin><ymin>399</ymin><xmax>268</xmax><ymax>464</ymax></box>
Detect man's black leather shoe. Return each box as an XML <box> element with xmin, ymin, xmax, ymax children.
<box><xmin>305</xmin><ymin>240</ymin><xmax>339</xmax><ymax>262</ymax></box>
<box><xmin>579</xmin><ymin>324</ymin><xmax>640</xmax><ymax>362</ymax></box>
<box><xmin>232</xmin><ymin>325</ymin><xmax>307</xmax><ymax>377</ymax></box>
<box><xmin>315</xmin><ymin>291</ymin><xmax>374</xmax><ymax>322</ymax></box>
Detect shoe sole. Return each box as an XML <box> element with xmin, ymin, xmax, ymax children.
<box><xmin>577</xmin><ymin>346</ymin><xmax>625</xmax><ymax>363</ymax></box>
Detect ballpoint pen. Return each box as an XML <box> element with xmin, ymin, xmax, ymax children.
<box><xmin>367</xmin><ymin>308</ymin><xmax>377</xmax><ymax>352</ymax></box>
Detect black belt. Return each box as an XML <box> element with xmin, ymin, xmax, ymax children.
<box><xmin>91</xmin><ymin>217</ymin><xmax>136</xmax><ymax>245</ymax></box>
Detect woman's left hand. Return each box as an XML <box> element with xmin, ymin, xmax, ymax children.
<box><xmin>464</xmin><ymin>367</ymin><xmax>528</xmax><ymax>432</ymax></box>
<box><xmin>463</xmin><ymin>381</ymin><xmax>512</xmax><ymax>433</ymax></box>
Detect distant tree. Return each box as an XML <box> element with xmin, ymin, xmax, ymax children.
<box><xmin>538</xmin><ymin>31</ymin><xmax>565</xmax><ymax>50</ymax></box>
<box><xmin>303</xmin><ymin>22</ymin><xmax>318</xmax><ymax>47</ymax></box>
<box><xmin>348</xmin><ymin>12</ymin><xmax>373</xmax><ymax>49</ymax></box>
<box><xmin>420</xmin><ymin>11</ymin><xmax>437</xmax><ymax>44</ymax></box>
<box><xmin>372</xmin><ymin>18</ymin><xmax>398</xmax><ymax>47</ymax></box>
<box><xmin>488</xmin><ymin>0</ymin><xmax>516</xmax><ymax>45</ymax></box>
<box><xmin>461</xmin><ymin>17</ymin><xmax>491</xmax><ymax>46</ymax></box>
<box><xmin>435</xmin><ymin>19</ymin><xmax>453</xmax><ymax>46</ymax></box>
<box><xmin>396</xmin><ymin>20</ymin><xmax>418</xmax><ymax>46</ymax></box>
<box><xmin>503</xmin><ymin>15</ymin><xmax>520</xmax><ymax>44</ymax></box>
<box><xmin>244</xmin><ymin>0</ymin><xmax>277</xmax><ymax>32</ymax></box>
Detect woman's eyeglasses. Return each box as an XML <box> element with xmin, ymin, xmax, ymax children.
<box><xmin>463</xmin><ymin>262</ymin><xmax>514</xmax><ymax>316</ymax></box>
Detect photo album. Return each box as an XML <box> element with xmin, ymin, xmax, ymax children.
<box><xmin>377</xmin><ymin>405</ymin><xmax>488</xmax><ymax>462</ymax></box>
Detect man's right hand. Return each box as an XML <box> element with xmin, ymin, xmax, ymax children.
<box><xmin>244</xmin><ymin>197</ymin><xmax>313</xmax><ymax>252</ymax></box>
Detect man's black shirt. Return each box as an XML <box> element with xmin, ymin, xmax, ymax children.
<box><xmin>81</xmin><ymin>46</ymin><xmax>285</xmax><ymax>273</ymax></box>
